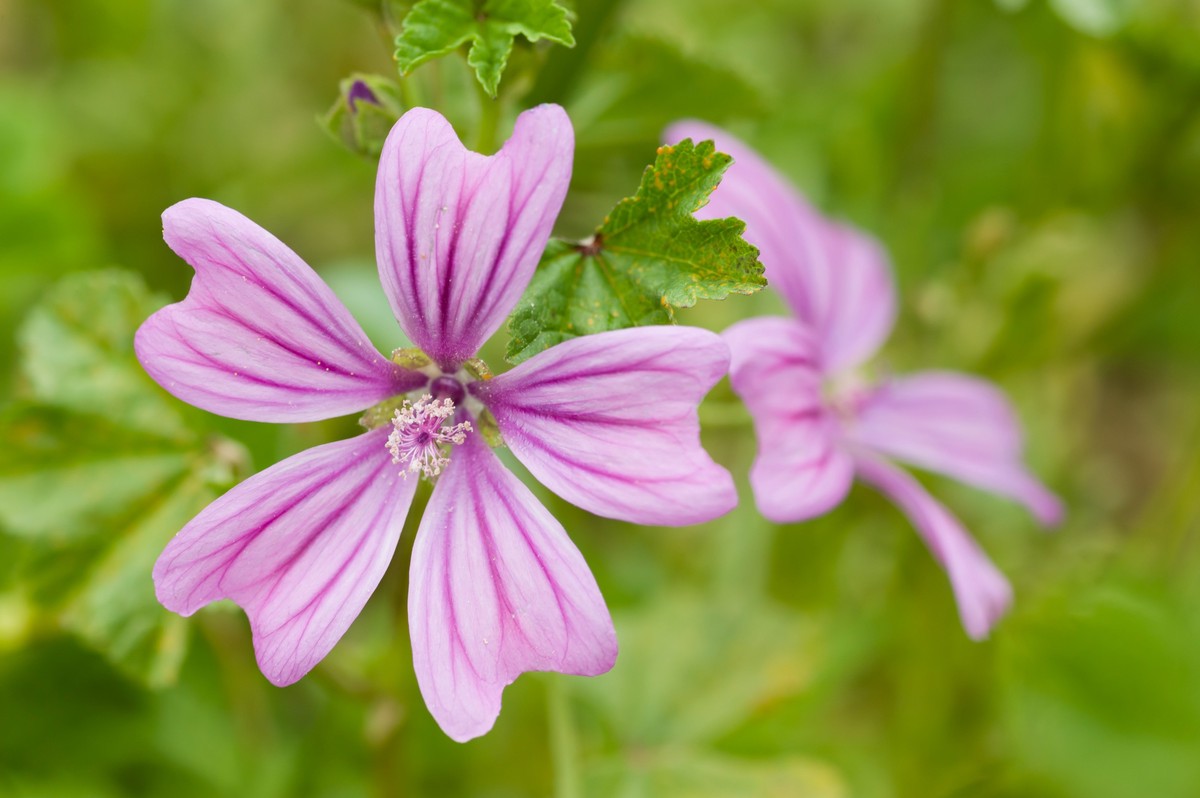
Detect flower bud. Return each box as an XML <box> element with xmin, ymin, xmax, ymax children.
<box><xmin>320</xmin><ymin>74</ymin><xmax>404</xmax><ymax>159</ymax></box>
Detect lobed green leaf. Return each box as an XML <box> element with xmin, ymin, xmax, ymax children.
<box><xmin>0</xmin><ymin>271</ymin><xmax>244</xmax><ymax>687</ymax></box>
<box><xmin>394</xmin><ymin>0</ymin><xmax>574</xmax><ymax>97</ymax></box>
<box><xmin>505</xmin><ymin>138</ymin><xmax>766</xmax><ymax>364</ymax></box>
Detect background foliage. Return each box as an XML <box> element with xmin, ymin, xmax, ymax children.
<box><xmin>2</xmin><ymin>0</ymin><xmax>1200</xmax><ymax>796</ymax></box>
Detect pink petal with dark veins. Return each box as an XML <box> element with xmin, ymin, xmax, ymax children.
<box><xmin>153</xmin><ymin>428</ymin><xmax>415</xmax><ymax>686</ymax></box>
<box><xmin>478</xmin><ymin>326</ymin><xmax>736</xmax><ymax>526</ymax></box>
<box><xmin>137</xmin><ymin>198</ymin><xmax>421</xmax><ymax>423</ymax></box>
<box><xmin>408</xmin><ymin>433</ymin><xmax>617</xmax><ymax>742</ymax></box>
<box><xmin>375</xmin><ymin>105</ymin><xmax>573</xmax><ymax>369</ymax></box>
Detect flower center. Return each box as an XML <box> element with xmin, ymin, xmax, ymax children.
<box><xmin>385</xmin><ymin>394</ymin><xmax>473</xmax><ymax>479</ymax></box>
<box><xmin>824</xmin><ymin>370</ymin><xmax>871</xmax><ymax>422</ymax></box>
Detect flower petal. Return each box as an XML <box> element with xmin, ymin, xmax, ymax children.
<box><xmin>477</xmin><ymin>326</ymin><xmax>736</xmax><ymax>526</ymax></box>
<box><xmin>847</xmin><ymin>371</ymin><xmax>1063</xmax><ymax>526</ymax></box>
<box><xmin>854</xmin><ymin>454</ymin><xmax>1013</xmax><ymax>640</ymax></box>
<box><xmin>136</xmin><ymin>199</ymin><xmax>422</xmax><ymax>423</ymax></box>
<box><xmin>816</xmin><ymin>220</ymin><xmax>897</xmax><ymax>374</ymax></box>
<box><xmin>664</xmin><ymin>121</ymin><xmax>896</xmax><ymax>372</ymax></box>
<box><xmin>375</xmin><ymin>105</ymin><xmax>573</xmax><ymax>368</ymax></box>
<box><xmin>153</xmin><ymin>428</ymin><xmax>415</xmax><ymax>686</ymax></box>
<box><xmin>723</xmin><ymin>317</ymin><xmax>854</xmax><ymax>523</ymax></box>
<box><xmin>409</xmin><ymin>433</ymin><xmax>617</xmax><ymax>743</ymax></box>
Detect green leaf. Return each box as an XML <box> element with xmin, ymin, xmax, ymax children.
<box><xmin>59</xmin><ymin>468</ymin><xmax>218</xmax><ymax>689</ymax></box>
<box><xmin>574</xmin><ymin>592</ymin><xmax>844</xmax><ymax>798</ymax></box>
<box><xmin>1</xmin><ymin>271</ymin><xmax>245</xmax><ymax>687</ymax></box>
<box><xmin>394</xmin><ymin>0</ymin><xmax>574</xmax><ymax>96</ymax></box>
<box><xmin>17</xmin><ymin>270</ymin><xmax>191</xmax><ymax>442</ymax></box>
<box><xmin>1001</xmin><ymin>585</ymin><xmax>1200</xmax><ymax>798</ymax></box>
<box><xmin>0</xmin><ymin>405</ymin><xmax>192</xmax><ymax>542</ymax></box>
<box><xmin>505</xmin><ymin>139</ymin><xmax>765</xmax><ymax>363</ymax></box>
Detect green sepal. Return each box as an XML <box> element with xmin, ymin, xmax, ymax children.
<box><xmin>475</xmin><ymin>407</ymin><xmax>503</xmax><ymax>447</ymax></box>
<box><xmin>391</xmin><ymin>346</ymin><xmax>433</xmax><ymax>370</ymax></box>
<box><xmin>462</xmin><ymin>356</ymin><xmax>493</xmax><ymax>381</ymax></box>
<box><xmin>359</xmin><ymin>394</ymin><xmax>410</xmax><ymax>431</ymax></box>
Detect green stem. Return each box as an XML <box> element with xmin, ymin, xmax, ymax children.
<box><xmin>476</xmin><ymin>81</ymin><xmax>501</xmax><ymax>154</ymax></box>
<box><xmin>547</xmin><ymin>676</ymin><xmax>582</xmax><ymax>798</ymax></box>
<box><xmin>399</xmin><ymin>73</ymin><xmax>426</xmax><ymax>110</ymax></box>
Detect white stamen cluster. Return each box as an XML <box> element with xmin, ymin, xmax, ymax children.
<box><xmin>386</xmin><ymin>394</ymin><xmax>472</xmax><ymax>479</ymax></box>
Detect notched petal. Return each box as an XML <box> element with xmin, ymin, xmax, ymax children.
<box><xmin>724</xmin><ymin>316</ymin><xmax>854</xmax><ymax>522</ymax></box>
<box><xmin>137</xmin><ymin>198</ymin><xmax>422</xmax><ymax>423</ymax></box>
<box><xmin>408</xmin><ymin>434</ymin><xmax>616</xmax><ymax>742</ymax></box>
<box><xmin>375</xmin><ymin>105</ymin><xmax>574</xmax><ymax>368</ymax></box>
<box><xmin>153</xmin><ymin>429</ymin><xmax>416</xmax><ymax>686</ymax></box>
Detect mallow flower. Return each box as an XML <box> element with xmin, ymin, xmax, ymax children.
<box><xmin>137</xmin><ymin>105</ymin><xmax>736</xmax><ymax>741</ymax></box>
<box><xmin>665</xmin><ymin>121</ymin><xmax>1062</xmax><ymax>639</ymax></box>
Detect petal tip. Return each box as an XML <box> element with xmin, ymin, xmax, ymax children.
<box><xmin>706</xmin><ymin>470</ymin><xmax>740</xmax><ymax>521</ymax></box>
<box><xmin>1033</xmin><ymin>490</ymin><xmax>1066</xmax><ymax>529</ymax></box>
<box><xmin>255</xmin><ymin>646</ymin><xmax>311</xmax><ymax>688</ymax></box>
<box><xmin>442</xmin><ymin>711</ymin><xmax>501</xmax><ymax>744</ymax></box>
<box><xmin>748</xmin><ymin>453</ymin><xmax>853</xmax><ymax>525</ymax></box>
<box><xmin>962</xmin><ymin>579</ymin><xmax>1013</xmax><ymax>642</ymax></box>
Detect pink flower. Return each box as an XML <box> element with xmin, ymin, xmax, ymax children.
<box><xmin>665</xmin><ymin>121</ymin><xmax>1062</xmax><ymax>639</ymax></box>
<box><xmin>137</xmin><ymin>105</ymin><xmax>736</xmax><ymax>741</ymax></box>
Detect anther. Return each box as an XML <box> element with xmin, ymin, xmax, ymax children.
<box><xmin>385</xmin><ymin>394</ymin><xmax>473</xmax><ymax>479</ymax></box>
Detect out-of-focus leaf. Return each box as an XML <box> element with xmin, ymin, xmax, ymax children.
<box><xmin>586</xmin><ymin>749</ymin><xmax>846</xmax><ymax>798</ymax></box>
<box><xmin>576</xmin><ymin>591</ymin><xmax>819</xmax><ymax>745</ymax></box>
<box><xmin>17</xmin><ymin>270</ymin><xmax>191</xmax><ymax>441</ymax></box>
<box><xmin>1002</xmin><ymin>584</ymin><xmax>1200</xmax><ymax>798</ymax></box>
<box><xmin>574</xmin><ymin>591</ymin><xmax>841</xmax><ymax>797</ymax></box>
<box><xmin>0</xmin><ymin>777</ymin><xmax>124</xmax><ymax>798</ymax></box>
<box><xmin>0</xmin><ymin>84</ymin><xmax>104</xmax><ymax>385</ymax></box>
<box><xmin>567</xmin><ymin>34</ymin><xmax>766</xmax><ymax>150</ymax></box>
<box><xmin>59</xmin><ymin>468</ymin><xmax>218</xmax><ymax>688</ymax></box>
<box><xmin>394</xmin><ymin>0</ymin><xmax>574</xmax><ymax>96</ymax></box>
<box><xmin>929</xmin><ymin>211</ymin><xmax>1143</xmax><ymax>371</ymax></box>
<box><xmin>0</xmin><ymin>637</ymin><xmax>254</xmax><ymax>797</ymax></box>
<box><xmin>0</xmin><ymin>271</ymin><xmax>244</xmax><ymax>687</ymax></box>
<box><xmin>1049</xmin><ymin>0</ymin><xmax>1134</xmax><ymax>36</ymax></box>
<box><xmin>0</xmin><ymin>406</ymin><xmax>191</xmax><ymax>541</ymax></box>
<box><xmin>505</xmin><ymin>139</ymin><xmax>764</xmax><ymax>363</ymax></box>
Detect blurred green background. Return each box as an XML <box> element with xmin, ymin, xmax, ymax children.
<box><xmin>3</xmin><ymin>0</ymin><xmax>1200</xmax><ymax>796</ymax></box>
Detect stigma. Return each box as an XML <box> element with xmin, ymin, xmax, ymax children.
<box><xmin>385</xmin><ymin>394</ymin><xmax>473</xmax><ymax>479</ymax></box>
